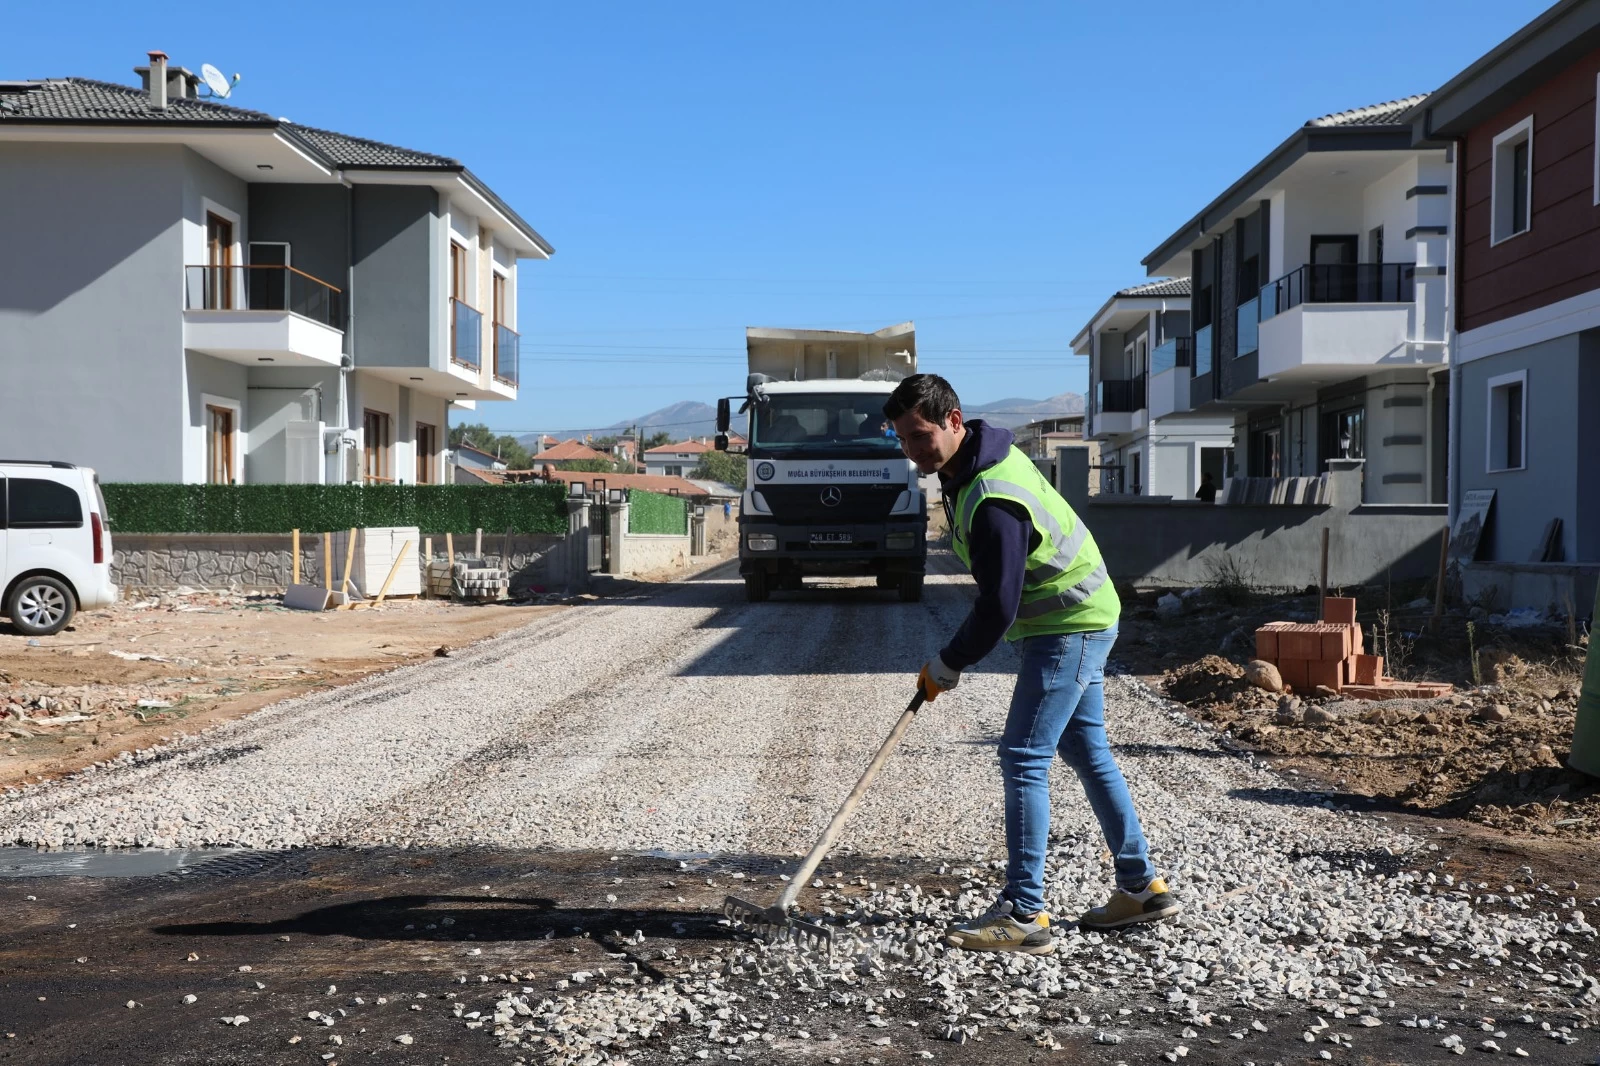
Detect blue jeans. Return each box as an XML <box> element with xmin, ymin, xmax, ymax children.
<box><xmin>999</xmin><ymin>626</ymin><xmax>1156</xmax><ymax>915</ymax></box>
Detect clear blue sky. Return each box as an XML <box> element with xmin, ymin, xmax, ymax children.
<box><xmin>15</xmin><ymin>1</ymin><xmax>1549</xmax><ymax>435</ymax></box>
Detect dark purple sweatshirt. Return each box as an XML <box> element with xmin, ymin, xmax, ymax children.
<box><xmin>937</xmin><ymin>421</ymin><xmax>1035</xmax><ymax>671</ymax></box>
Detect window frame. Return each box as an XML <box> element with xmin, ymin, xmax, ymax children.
<box><xmin>1594</xmin><ymin>72</ymin><xmax>1600</xmax><ymax>206</ymax></box>
<box><xmin>1490</xmin><ymin>116</ymin><xmax>1535</xmax><ymax>246</ymax></box>
<box><xmin>1485</xmin><ymin>369</ymin><xmax>1528</xmax><ymax>474</ymax></box>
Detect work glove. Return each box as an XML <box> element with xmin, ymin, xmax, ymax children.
<box><xmin>918</xmin><ymin>654</ymin><xmax>961</xmax><ymax>702</ymax></box>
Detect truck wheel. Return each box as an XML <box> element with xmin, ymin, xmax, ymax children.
<box><xmin>875</xmin><ymin>575</ymin><xmax>897</xmax><ymax>589</ymax></box>
<box><xmin>897</xmin><ymin>574</ymin><xmax>924</xmax><ymax>603</ymax></box>
<box><xmin>744</xmin><ymin>571</ymin><xmax>769</xmax><ymax>603</ymax></box>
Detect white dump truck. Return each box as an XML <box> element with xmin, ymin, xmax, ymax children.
<box><xmin>714</xmin><ymin>322</ymin><xmax>927</xmax><ymax>603</ymax></box>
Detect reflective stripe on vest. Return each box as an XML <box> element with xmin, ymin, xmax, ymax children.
<box><xmin>957</xmin><ymin>476</ymin><xmax>1088</xmax><ymax>586</ymax></box>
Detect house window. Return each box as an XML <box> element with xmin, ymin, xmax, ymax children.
<box><xmin>416</xmin><ymin>423</ymin><xmax>437</xmax><ymax>484</ymax></box>
<box><xmin>206</xmin><ymin>404</ymin><xmax>235</xmax><ymax>484</ymax></box>
<box><xmin>1368</xmin><ymin>226</ymin><xmax>1384</xmax><ymax>264</ymax></box>
<box><xmin>364</xmin><ymin>409</ymin><xmax>393</xmax><ymax>483</ymax></box>
<box><xmin>1486</xmin><ymin>371</ymin><xmax>1527</xmax><ymax>472</ymax></box>
<box><xmin>1491</xmin><ymin>117</ymin><xmax>1533</xmax><ymax>244</ymax></box>
<box><xmin>665</xmin><ymin>465</ymin><xmax>683</xmax><ymax>477</ymax></box>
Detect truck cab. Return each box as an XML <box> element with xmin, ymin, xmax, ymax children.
<box><xmin>719</xmin><ymin>323</ymin><xmax>927</xmax><ymax>602</ymax></box>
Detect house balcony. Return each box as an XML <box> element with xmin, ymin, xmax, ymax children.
<box><xmin>1091</xmin><ymin>373</ymin><xmax>1146</xmax><ymax>437</ymax></box>
<box><xmin>182</xmin><ymin>265</ymin><xmax>344</xmax><ymax>367</ymax></box>
<box><xmin>1148</xmin><ymin>335</ymin><xmax>1193</xmax><ymax>419</ymax></box>
<box><xmin>1255</xmin><ymin>263</ymin><xmax>1424</xmax><ymax>382</ymax></box>
<box><xmin>492</xmin><ymin>322</ymin><xmax>519</xmax><ymax>392</ymax></box>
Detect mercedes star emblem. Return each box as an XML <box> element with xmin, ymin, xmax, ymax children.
<box><xmin>820</xmin><ymin>487</ymin><xmax>842</xmax><ymax>507</ymax></box>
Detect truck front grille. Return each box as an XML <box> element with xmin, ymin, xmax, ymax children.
<box><xmin>759</xmin><ymin>484</ymin><xmax>902</xmax><ymax>524</ymax></box>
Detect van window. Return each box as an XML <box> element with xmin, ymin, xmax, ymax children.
<box><xmin>8</xmin><ymin>478</ymin><xmax>83</xmax><ymax>528</ymax></box>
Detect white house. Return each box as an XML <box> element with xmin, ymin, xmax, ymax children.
<box><xmin>0</xmin><ymin>51</ymin><xmax>552</xmax><ymax>485</ymax></box>
<box><xmin>644</xmin><ymin>439</ymin><xmax>713</xmax><ymax>478</ymax></box>
<box><xmin>1072</xmin><ymin>279</ymin><xmax>1235</xmax><ymax>497</ymax></box>
<box><xmin>1138</xmin><ymin>96</ymin><xmax>1451</xmax><ymax>504</ymax></box>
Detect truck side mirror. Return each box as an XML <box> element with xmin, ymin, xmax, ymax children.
<box><xmin>716</xmin><ymin>397</ymin><xmax>730</xmax><ymax>433</ymax></box>
<box><xmin>714</xmin><ymin>434</ymin><xmax>729</xmax><ymax>452</ymax></box>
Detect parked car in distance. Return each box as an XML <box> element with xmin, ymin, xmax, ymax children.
<box><xmin>1</xmin><ymin>460</ymin><xmax>118</xmax><ymax>636</ymax></box>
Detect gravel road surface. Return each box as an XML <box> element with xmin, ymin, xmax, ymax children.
<box><xmin>2</xmin><ymin>555</ymin><xmax>1595</xmax><ymax>1065</ymax></box>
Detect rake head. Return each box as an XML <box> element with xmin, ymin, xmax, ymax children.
<box><xmin>722</xmin><ymin>895</ymin><xmax>834</xmax><ymax>952</ymax></box>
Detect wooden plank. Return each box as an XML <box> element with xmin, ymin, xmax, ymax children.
<box><xmin>292</xmin><ymin>528</ymin><xmax>301</xmax><ymax>586</ymax></box>
<box><xmin>323</xmin><ymin>531</ymin><xmax>332</xmax><ymax>592</ymax></box>
<box><xmin>340</xmin><ymin>527</ymin><xmax>358</xmax><ymax>600</ymax></box>
<box><xmin>423</xmin><ymin>537</ymin><xmax>433</xmax><ymax>599</ymax></box>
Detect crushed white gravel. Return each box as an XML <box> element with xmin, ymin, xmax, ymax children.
<box><xmin>3</xmin><ymin>559</ymin><xmax>1596</xmax><ymax>1063</ymax></box>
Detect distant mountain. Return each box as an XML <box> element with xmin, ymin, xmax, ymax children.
<box><xmin>965</xmin><ymin>391</ymin><xmax>1085</xmax><ymax>430</ymax></box>
<box><xmin>518</xmin><ymin>391</ymin><xmax>1083</xmax><ymax>445</ymax></box>
<box><xmin>518</xmin><ymin>401</ymin><xmax>720</xmax><ymax>447</ymax></box>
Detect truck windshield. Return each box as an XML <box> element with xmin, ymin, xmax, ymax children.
<box><xmin>750</xmin><ymin>394</ymin><xmax>904</xmax><ymax>458</ymax></box>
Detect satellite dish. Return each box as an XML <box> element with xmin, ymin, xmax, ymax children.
<box><xmin>199</xmin><ymin>64</ymin><xmax>238</xmax><ymax>99</ymax></box>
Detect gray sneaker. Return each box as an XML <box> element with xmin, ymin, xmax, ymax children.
<box><xmin>944</xmin><ymin>897</ymin><xmax>1055</xmax><ymax>955</ymax></box>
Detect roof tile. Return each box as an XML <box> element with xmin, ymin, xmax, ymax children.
<box><xmin>1306</xmin><ymin>94</ymin><xmax>1429</xmax><ymax>128</ymax></box>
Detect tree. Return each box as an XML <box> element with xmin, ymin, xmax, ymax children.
<box><xmin>644</xmin><ymin>431</ymin><xmax>674</xmax><ymax>450</ymax></box>
<box><xmin>690</xmin><ymin>450</ymin><xmax>746</xmax><ymax>490</ymax></box>
<box><xmin>449</xmin><ymin>422</ymin><xmax>533</xmax><ymax>469</ymax></box>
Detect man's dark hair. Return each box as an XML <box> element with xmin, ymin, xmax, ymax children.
<box><xmin>883</xmin><ymin>373</ymin><xmax>961</xmax><ymax>423</ymax></box>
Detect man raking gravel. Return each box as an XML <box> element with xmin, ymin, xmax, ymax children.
<box><xmin>885</xmin><ymin>373</ymin><xmax>1181</xmax><ymax>954</ymax></box>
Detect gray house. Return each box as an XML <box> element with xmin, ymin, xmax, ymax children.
<box><xmin>0</xmin><ymin>51</ymin><xmax>552</xmax><ymax>486</ymax></box>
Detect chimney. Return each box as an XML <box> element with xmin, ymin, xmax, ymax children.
<box><xmin>147</xmin><ymin>50</ymin><xmax>167</xmax><ymax>109</ymax></box>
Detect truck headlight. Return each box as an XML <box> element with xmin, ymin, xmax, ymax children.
<box><xmin>747</xmin><ymin>533</ymin><xmax>778</xmax><ymax>551</ymax></box>
<box><xmin>886</xmin><ymin>531</ymin><xmax>917</xmax><ymax>550</ymax></box>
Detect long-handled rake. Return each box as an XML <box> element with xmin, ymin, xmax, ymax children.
<box><xmin>723</xmin><ymin>687</ymin><xmax>926</xmax><ymax>951</ymax></box>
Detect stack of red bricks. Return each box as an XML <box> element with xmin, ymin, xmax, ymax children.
<box><xmin>1254</xmin><ymin>596</ymin><xmax>1452</xmax><ymax>700</ymax></box>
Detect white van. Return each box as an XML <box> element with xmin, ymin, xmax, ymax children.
<box><xmin>1</xmin><ymin>461</ymin><xmax>118</xmax><ymax>636</ymax></box>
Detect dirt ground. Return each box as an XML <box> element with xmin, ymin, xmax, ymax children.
<box><xmin>0</xmin><ymin>592</ymin><xmax>563</xmax><ymax>791</ymax></box>
<box><xmin>1116</xmin><ymin>580</ymin><xmax>1599</xmax><ymax>840</ymax></box>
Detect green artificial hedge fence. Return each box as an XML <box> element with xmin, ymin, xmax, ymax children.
<box><xmin>101</xmin><ymin>483</ymin><xmax>569</xmax><ymax>536</ymax></box>
<box><xmin>628</xmin><ymin>489</ymin><xmax>688</xmax><ymax>535</ymax></box>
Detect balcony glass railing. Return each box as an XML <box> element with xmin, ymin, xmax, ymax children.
<box><xmin>1261</xmin><ymin>263</ymin><xmax>1415</xmax><ymax>317</ymax></box>
<box><xmin>494</xmin><ymin>322</ymin><xmax>519</xmax><ymax>388</ymax></box>
<box><xmin>1150</xmin><ymin>335</ymin><xmax>1194</xmax><ymax>376</ymax></box>
<box><xmin>184</xmin><ymin>265</ymin><xmax>343</xmax><ymax>328</ymax></box>
<box><xmin>1236</xmin><ymin>295</ymin><xmax>1260</xmax><ymax>358</ymax></box>
<box><xmin>1194</xmin><ymin>324</ymin><xmax>1213</xmax><ymax>377</ymax></box>
<box><xmin>451</xmin><ymin>298</ymin><xmax>482</xmax><ymax>371</ymax></box>
<box><xmin>1095</xmin><ymin>375</ymin><xmax>1146</xmax><ymax>414</ymax></box>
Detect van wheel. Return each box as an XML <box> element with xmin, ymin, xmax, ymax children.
<box><xmin>744</xmin><ymin>571</ymin><xmax>769</xmax><ymax>603</ymax></box>
<box><xmin>7</xmin><ymin>576</ymin><xmax>76</xmax><ymax>636</ymax></box>
<box><xmin>897</xmin><ymin>574</ymin><xmax>924</xmax><ymax>603</ymax></box>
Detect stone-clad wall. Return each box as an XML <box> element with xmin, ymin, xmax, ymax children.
<box><xmin>112</xmin><ymin>533</ymin><xmax>569</xmax><ymax>593</ymax></box>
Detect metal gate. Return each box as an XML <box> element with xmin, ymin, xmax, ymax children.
<box><xmin>587</xmin><ymin>502</ymin><xmax>609</xmax><ymax>572</ymax></box>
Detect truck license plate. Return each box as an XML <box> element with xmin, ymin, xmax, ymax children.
<box><xmin>810</xmin><ymin>532</ymin><xmax>853</xmax><ymax>545</ymax></box>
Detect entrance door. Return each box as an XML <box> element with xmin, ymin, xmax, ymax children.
<box><xmin>248</xmin><ymin>241</ymin><xmax>290</xmax><ymax>311</ymax></box>
<box><xmin>206</xmin><ymin>213</ymin><xmax>234</xmax><ymax>309</ymax></box>
<box><xmin>1309</xmin><ymin>235</ymin><xmax>1358</xmax><ymax>302</ymax></box>
<box><xmin>1250</xmin><ymin>425</ymin><xmax>1282</xmax><ymax>478</ymax></box>
<box><xmin>1199</xmin><ymin>446</ymin><xmax>1229</xmax><ymax>495</ymax></box>
<box><xmin>363</xmin><ymin>410</ymin><xmax>392</xmax><ymax>483</ymax></box>
<box><xmin>206</xmin><ymin>405</ymin><xmax>235</xmax><ymax>484</ymax></box>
